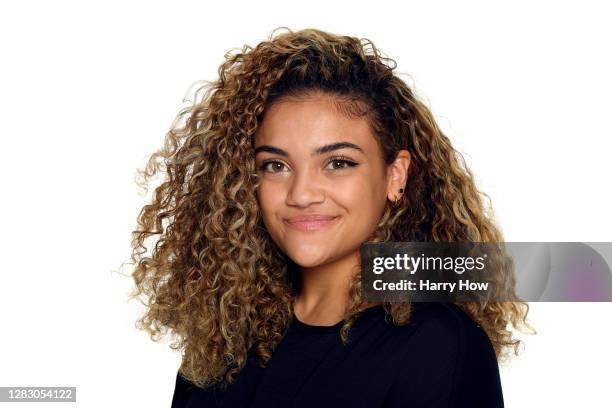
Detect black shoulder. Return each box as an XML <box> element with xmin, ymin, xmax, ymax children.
<box><xmin>384</xmin><ymin>302</ymin><xmax>504</xmax><ymax>408</ymax></box>
<box><xmin>391</xmin><ymin>302</ymin><xmax>473</xmax><ymax>353</ymax></box>
<box><xmin>445</xmin><ymin>304</ymin><xmax>504</xmax><ymax>407</ymax></box>
<box><xmin>407</xmin><ymin>302</ymin><xmax>497</xmax><ymax>356</ymax></box>
<box><xmin>171</xmin><ymin>371</ymin><xmax>196</xmax><ymax>408</ymax></box>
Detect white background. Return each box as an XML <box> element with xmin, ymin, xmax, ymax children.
<box><xmin>1</xmin><ymin>0</ymin><xmax>611</xmax><ymax>407</ymax></box>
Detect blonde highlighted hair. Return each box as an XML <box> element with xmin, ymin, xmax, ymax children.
<box><xmin>128</xmin><ymin>27</ymin><xmax>534</xmax><ymax>390</ymax></box>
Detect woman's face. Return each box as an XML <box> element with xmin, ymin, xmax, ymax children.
<box><xmin>254</xmin><ymin>92</ymin><xmax>407</xmax><ymax>268</ymax></box>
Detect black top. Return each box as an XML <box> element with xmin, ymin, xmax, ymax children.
<box><xmin>170</xmin><ymin>302</ymin><xmax>504</xmax><ymax>408</ymax></box>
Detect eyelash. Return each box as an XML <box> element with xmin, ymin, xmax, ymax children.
<box><xmin>257</xmin><ymin>156</ymin><xmax>358</xmax><ymax>173</ymax></box>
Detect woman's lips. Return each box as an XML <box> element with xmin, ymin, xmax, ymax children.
<box><xmin>283</xmin><ymin>215</ymin><xmax>339</xmax><ymax>232</ymax></box>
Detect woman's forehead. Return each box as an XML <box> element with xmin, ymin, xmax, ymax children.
<box><xmin>254</xmin><ymin>95</ymin><xmax>377</xmax><ymax>154</ymax></box>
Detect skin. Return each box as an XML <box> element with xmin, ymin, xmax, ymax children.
<box><xmin>254</xmin><ymin>91</ymin><xmax>410</xmax><ymax>326</ymax></box>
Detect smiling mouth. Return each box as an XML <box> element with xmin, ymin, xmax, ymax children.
<box><xmin>283</xmin><ymin>216</ymin><xmax>339</xmax><ymax>232</ymax></box>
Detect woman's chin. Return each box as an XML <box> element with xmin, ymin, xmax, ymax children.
<box><xmin>285</xmin><ymin>248</ymin><xmax>331</xmax><ymax>268</ymax></box>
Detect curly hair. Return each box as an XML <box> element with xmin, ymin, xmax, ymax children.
<box><xmin>128</xmin><ymin>27</ymin><xmax>535</xmax><ymax>390</ymax></box>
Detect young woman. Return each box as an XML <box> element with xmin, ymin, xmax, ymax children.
<box><xmin>129</xmin><ymin>28</ymin><xmax>532</xmax><ymax>407</ymax></box>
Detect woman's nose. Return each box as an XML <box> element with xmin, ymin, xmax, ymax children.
<box><xmin>285</xmin><ymin>168</ymin><xmax>326</xmax><ymax>207</ymax></box>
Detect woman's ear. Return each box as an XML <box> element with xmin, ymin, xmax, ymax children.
<box><xmin>386</xmin><ymin>150</ymin><xmax>411</xmax><ymax>202</ymax></box>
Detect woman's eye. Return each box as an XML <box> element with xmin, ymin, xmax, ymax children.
<box><xmin>326</xmin><ymin>158</ymin><xmax>358</xmax><ymax>170</ymax></box>
<box><xmin>259</xmin><ymin>161</ymin><xmax>288</xmax><ymax>173</ymax></box>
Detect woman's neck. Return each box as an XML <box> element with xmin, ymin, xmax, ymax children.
<box><xmin>293</xmin><ymin>250</ymin><xmax>381</xmax><ymax>325</ymax></box>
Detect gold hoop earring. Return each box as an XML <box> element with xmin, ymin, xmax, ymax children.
<box><xmin>391</xmin><ymin>188</ymin><xmax>404</xmax><ymax>207</ymax></box>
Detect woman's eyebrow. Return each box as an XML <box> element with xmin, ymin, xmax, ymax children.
<box><xmin>254</xmin><ymin>142</ymin><xmax>364</xmax><ymax>156</ymax></box>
